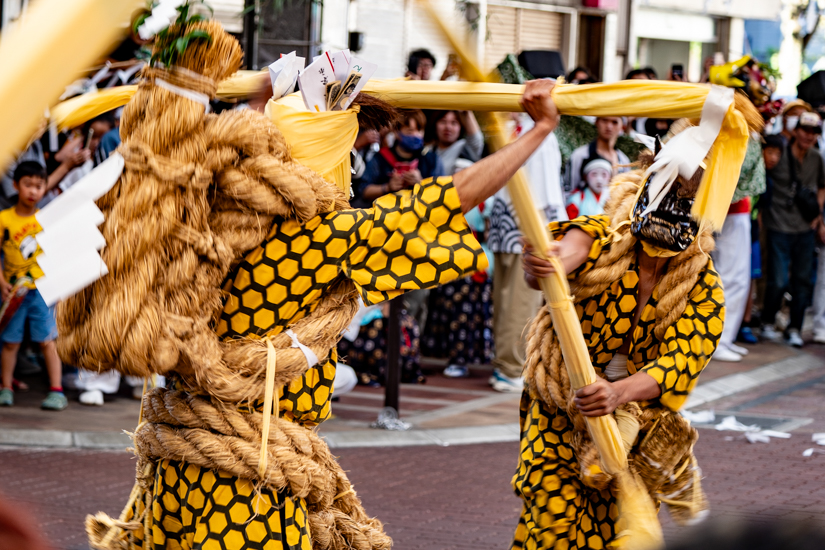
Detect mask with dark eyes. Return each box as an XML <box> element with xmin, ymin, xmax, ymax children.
<box><xmin>630</xmin><ymin>169</ymin><xmax>701</xmax><ymax>253</ymax></box>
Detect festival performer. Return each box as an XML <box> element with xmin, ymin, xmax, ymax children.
<box><xmin>52</xmin><ymin>11</ymin><xmax>563</xmax><ymax>550</ymax></box>
<box><xmin>514</xmin><ymin>127</ymin><xmax>726</xmax><ymax>548</ymax></box>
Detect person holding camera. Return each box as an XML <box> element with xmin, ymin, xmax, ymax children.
<box><xmin>762</xmin><ymin>111</ymin><xmax>825</xmax><ymax>347</ymax></box>
<box><xmin>354</xmin><ymin>109</ymin><xmax>444</xmax><ymax>206</ymax></box>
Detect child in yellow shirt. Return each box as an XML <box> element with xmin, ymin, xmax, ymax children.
<box><xmin>0</xmin><ymin>161</ymin><xmax>65</xmax><ymax>410</ymax></box>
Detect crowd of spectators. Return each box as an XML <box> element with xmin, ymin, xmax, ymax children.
<box><xmin>3</xmin><ymin>42</ymin><xmax>825</xmax><ymax>409</ymax></box>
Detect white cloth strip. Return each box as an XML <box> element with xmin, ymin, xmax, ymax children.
<box><xmin>155</xmin><ymin>78</ymin><xmax>211</xmax><ymax>111</ymax></box>
<box><xmin>640</xmin><ymin>85</ymin><xmax>734</xmax><ymax>217</ymax></box>
<box><xmin>604</xmin><ymin>353</ymin><xmax>629</xmax><ymax>382</ymax></box>
<box><xmin>285</xmin><ymin>329</ymin><xmax>319</xmax><ymax>368</ymax></box>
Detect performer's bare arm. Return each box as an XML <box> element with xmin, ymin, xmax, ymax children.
<box><xmin>452</xmin><ymin>79</ymin><xmax>559</xmax><ymax>214</ymax></box>
<box><xmin>522</xmin><ymin>232</ymin><xmax>663</xmax><ymax>416</ymax></box>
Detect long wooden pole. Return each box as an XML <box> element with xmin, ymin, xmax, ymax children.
<box><xmin>419</xmin><ymin>2</ymin><xmax>662</xmax><ymax>547</ymax></box>
<box><xmin>0</xmin><ymin>0</ymin><xmax>142</xmax><ymax>170</ymax></box>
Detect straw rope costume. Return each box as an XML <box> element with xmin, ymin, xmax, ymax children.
<box><xmin>513</xmin><ymin>156</ymin><xmax>723</xmax><ymax>549</ymax></box>
<box><xmin>0</xmin><ymin>1</ymin><xmax>769</xmax><ymax>547</ymax></box>
<box><xmin>52</xmin><ymin>19</ymin><xmax>486</xmax><ymax>550</ymax></box>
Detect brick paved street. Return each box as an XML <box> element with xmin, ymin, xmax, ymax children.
<box><xmin>2</xmin><ymin>342</ymin><xmax>825</xmax><ymax>549</ymax></box>
<box><xmin>3</xmin><ymin>428</ymin><xmax>825</xmax><ymax>550</ymax></box>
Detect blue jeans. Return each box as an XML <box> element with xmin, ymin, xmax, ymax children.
<box><xmin>763</xmin><ymin>230</ymin><xmax>816</xmax><ymax>331</ymax></box>
<box><xmin>0</xmin><ymin>289</ymin><xmax>57</xmax><ymax>343</ymax></box>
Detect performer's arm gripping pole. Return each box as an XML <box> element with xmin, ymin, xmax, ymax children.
<box><xmin>419</xmin><ymin>2</ymin><xmax>663</xmax><ymax>548</ymax></box>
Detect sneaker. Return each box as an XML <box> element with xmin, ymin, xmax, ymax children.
<box><xmin>79</xmin><ymin>389</ymin><xmax>104</xmax><ymax>406</ymax></box>
<box><xmin>713</xmin><ymin>346</ymin><xmax>743</xmax><ymax>362</ymax></box>
<box><xmin>0</xmin><ymin>388</ymin><xmax>13</xmax><ymax>406</ymax></box>
<box><xmin>761</xmin><ymin>325</ymin><xmax>782</xmax><ymax>341</ymax></box>
<box><xmin>786</xmin><ymin>329</ymin><xmax>804</xmax><ymax>348</ymax></box>
<box><xmin>728</xmin><ymin>343</ymin><xmax>749</xmax><ymax>356</ymax></box>
<box><xmin>814</xmin><ymin>332</ymin><xmax>825</xmax><ymax>345</ymax></box>
<box><xmin>490</xmin><ymin>369</ymin><xmax>524</xmax><ymax>393</ymax></box>
<box><xmin>41</xmin><ymin>391</ymin><xmax>67</xmax><ymax>411</ymax></box>
<box><xmin>737</xmin><ymin>327</ymin><xmax>759</xmax><ymax>344</ymax></box>
<box><xmin>443</xmin><ymin>364</ymin><xmax>469</xmax><ymax>378</ymax></box>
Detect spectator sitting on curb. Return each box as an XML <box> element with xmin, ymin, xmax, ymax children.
<box><xmin>0</xmin><ymin>162</ymin><xmax>65</xmax><ymax>411</ymax></box>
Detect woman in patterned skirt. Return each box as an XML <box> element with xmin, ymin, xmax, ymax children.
<box><xmin>421</xmin><ymin>110</ymin><xmax>494</xmax><ymax>377</ymax></box>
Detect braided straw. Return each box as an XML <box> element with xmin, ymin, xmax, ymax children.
<box><xmin>523</xmin><ymin>164</ymin><xmax>713</xmax><ymax>511</ymax></box>
<box><xmin>71</xmin><ymin>22</ymin><xmax>385</xmax><ymax>550</ymax></box>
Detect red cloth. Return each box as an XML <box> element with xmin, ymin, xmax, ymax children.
<box><xmin>728</xmin><ymin>197</ymin><xmax>750</xmax><ymax>215</ymax></box>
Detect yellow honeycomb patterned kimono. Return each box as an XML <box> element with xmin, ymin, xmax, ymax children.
<box><xmin>512</xmin><ymin>216</ymin><xmax>725</xmax><ymax>550</ymax></box>
<box><xmin>127</xmin><ymin>176</ymin><xmax>486</xmax><ymax>550</ymax></box>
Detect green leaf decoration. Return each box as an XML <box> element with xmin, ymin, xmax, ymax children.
<box><xmin>177</xmin><ymin>3</ymin><xmax>190</xmax><ymax>25</ymax></box>
<box><xmin>175</xmin><ymin>36</ymin><xmax>189</xmax><ymax>55</ymax></box>
<box><xmin>185</xmin><ymin>29</ymin><xmax>212</xmax><ymax>43</ymax></box>
<box><xmin>147</xmin><ymin>1</ymin><xmax>214</xmax><ymax>68</ymax></box>
<box><xmin>132</xmin><ymin>12</ymin><xmax>150</xmax><ymax>34</ymax></box>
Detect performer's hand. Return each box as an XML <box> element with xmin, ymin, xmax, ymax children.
<box><xmin>0</xmin><ymin>280</ymin><xmax>12</xmax><ymax>302</ymax></box>
<box><xmin>521</xmin><ymin>229</ymin><xmax>594</xmax><ymax>289</ymax></box>
<box><xmin>574</xmin><ymin>378</ymin><xmax>623</xmax><ymax>417</ymax></box>
<box><xmin>522</xmin><ymin>239</ymin><xmax>560</xmax><ymax>276</ymax></box>
<box><xmin>520</xmin><ymin>79</ymin><xmax>559</xmax><ymax>133</ymax></box>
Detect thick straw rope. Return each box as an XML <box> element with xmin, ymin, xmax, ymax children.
<box><xmin>523</xmin><ymin>165</ymin><xmax>713</xmax><ymax>513</ymax></box>
<box><xmin>70</xmin><ymin>22</ymin><xmax>386</xmax><ymax>550</ymax></box>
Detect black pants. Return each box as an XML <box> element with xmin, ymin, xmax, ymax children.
<box><xmin>763</xmin><ymin>229</ymin><xmax>815</xmax><ymax>331</ymax></box>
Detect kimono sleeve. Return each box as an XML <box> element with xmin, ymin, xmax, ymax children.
<box><xmin>640</xmin><ymin>264</ymin><xmax>726</xmax><ymax>411</ymax></box>
<box><xmin>548</xmin><ymin>215</ymin><xmax>611</xmax><ymax>278</ymax></box>
<box><xmin>341</xmin><ymin>175</ymin><xmax>487</xmax><ymax>305</ymax></box>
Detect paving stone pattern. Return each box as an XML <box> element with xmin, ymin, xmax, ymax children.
<box><xmin>3</xmin><ymin>431</ymin><xmax>825</xmax><ymax>550</ymax></box>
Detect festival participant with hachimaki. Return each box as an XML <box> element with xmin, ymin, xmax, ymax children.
<box><xmin>513</xmin><ymin>124</ymin><xmax>726</xmax><ymax>548</ymax></box>
<box><xmin>59</xmin><ymin>8</ymin><xmax>562</xmax><ymax>550</ymax></box>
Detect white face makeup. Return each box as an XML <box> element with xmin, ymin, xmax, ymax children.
<box><xmin>586</xmin><ymin>167</ymin><xmax>612</xmax><ymax>194</ymax></box>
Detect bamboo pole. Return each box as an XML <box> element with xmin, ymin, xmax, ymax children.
<box><xmin>418</xmin><ymin>1</ymin><xmax>662</xmax><ymax>547</ymax></box>
<box><xmin>0</xmin><ymin>0</ymin><xmax>142</xmax><ymax>170</ymax></box>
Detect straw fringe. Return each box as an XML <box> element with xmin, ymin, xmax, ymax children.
<box><xmin>72</xmin><ymin>22</ymin><xmax>386</xmax><ymax>550</ymax></box>
<box><xmin>523</xmin><ymin>169</ymin><xmax>712</xmax><ymax>521</ymax></box>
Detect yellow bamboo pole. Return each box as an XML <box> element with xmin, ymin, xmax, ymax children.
<box><xmin>0</xmin><ymin>0</ymin><xmax>142</xmax><ymax>170</ymax></box>
<box><xmin>418</xmin><ymin>1</ymin><xmax>662</xmax><ymax>547</ymax></box>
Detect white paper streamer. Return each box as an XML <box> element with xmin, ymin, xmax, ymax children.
<box><xmin>640</xmin><ymin>85</ymin><xmax>734</xmax><ymax>217</ymax></box>
<box><xmin>35</xmin><ymin>152</ymin><xmax>124</xmax><ymax>305</ymax></box>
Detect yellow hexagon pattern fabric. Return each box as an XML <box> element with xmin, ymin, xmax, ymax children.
<box><xmin>129</xmin><ymin>177</ymin><xmax>486</xmax><ymax>550</ymax></box>
<box><xmin>218</xmin><ymin>176</ymin><xmax>486</xmax><ymax>341</ymax></box>
<box><xmin>513</xmin><ymin>215</ymin><xmax>725</xmax><ymax>548</ymax></box>
<box><xmin>126</xmin><ymin>459</ymin><xmax>312</xmax><ymax>550</ymax></box>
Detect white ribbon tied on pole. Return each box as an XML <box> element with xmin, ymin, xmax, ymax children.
<box><xmin>640</xmin><ymin>85</ymin><xmax>734</xmax><ymax>217</ymax></box>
